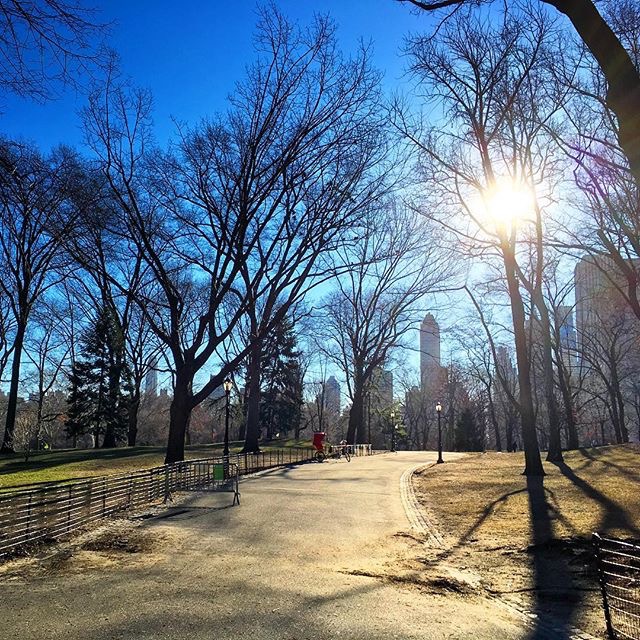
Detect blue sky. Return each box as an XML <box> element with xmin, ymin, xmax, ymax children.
<box><xmin>0</xmin><ymin>1</ymin><xmax>434</xmax><ymax>151</ymax></box>
<box><xmin>1</xmin><ymin>1</ymin><xmax>441</xmax><ymax>398</ymax></box>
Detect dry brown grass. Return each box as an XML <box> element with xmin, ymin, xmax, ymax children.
<box><xmin>414</xmin><ymin>445</ymin><xmax>640</xmax><ymax>544</ymax></box>
<box><xmin>411</xmin><ymin>444</ymin><xmax>640</xmax><ymax>637</ymax></box>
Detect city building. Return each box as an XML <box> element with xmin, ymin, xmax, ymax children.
<box><xmin>420</xmin><ymin>313</ymin><xmax>441</xmax><ymax>391</ymax></box>
<box><xmin>324</xmin><ymin>376</ymin><xmax>340</xmax><ymax>417</ymax></box>
<box><xmin>144</xmin><ymin>359</ymin><xmax>158</xmax><ymax>397</ymax></box>
<box><xmin>556</xmin><ymin>304</ymin><xmax>578</xmax><ymax>372</ymax></box>
<box><xmin>573</xmin><ymin>255</ymin><xmax>640</xmax><ymax>443</ymax></box>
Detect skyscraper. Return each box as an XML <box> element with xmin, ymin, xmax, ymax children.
<box><xmin>420</xmin><ymin>313</ymin><xmax>441</xmax><ymax>391</ymax></box>
<box><xmin>144</xmin><ymin>359</ymin><xmax>158</xmax><ymax>396</ymax></box>
<box><xmin>574</xmin><ymin>255</ymin><xmax>632</xmax><ymax>351</ymax></box>
<box><xmin>556</xmin><ymin>304</ymin><xmax>577</xmax><ymax>372</ymax></box>
<box><xmin>324</xmin><ymin>376</ymin><xmax>340</xmax><ymax>417</ymax></box>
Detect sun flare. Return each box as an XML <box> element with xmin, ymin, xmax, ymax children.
<box><xmin>481</xmin><ymin>179</ymin><xmax>535</xmax><ymax>231</ymax></box>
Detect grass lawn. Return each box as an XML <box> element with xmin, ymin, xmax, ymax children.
<box><xmin>0</xmin><ymin>438</ymin><xmax>312</xmax><ymax>489</ymax></box>
<box><xmin>412</xmin><ymin>444</ymin><xmax>640</xmax><ymax>637</ymax></box>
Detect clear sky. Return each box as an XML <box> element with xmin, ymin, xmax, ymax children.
<box><xmin>0</xmin><ymin>0</ymin><xmax>435</xmax><ymax>151</ymax></box>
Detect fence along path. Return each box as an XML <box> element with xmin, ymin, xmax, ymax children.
<box><xmin>594</xmin><ymin>533</ymin><xmax>640</xmax><ymax>640</ymax></box>
<box><xmin>0</xmin><ymin>447</ymin><xmax>320</xmax><ymax>556</ymax></box>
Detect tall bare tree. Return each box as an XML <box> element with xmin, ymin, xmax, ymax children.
<box><xmin>0</xmin><ymin>141</ymin><xmax>76</xmax><ymax>452</ymax></box>
<box><xmin>316</xmin><ymin>204</ymin><xmax>452</xmax><ymax>444</ymax></box>
<box><xmin>83</xmin><ymin>9</ymin><xmax>394</xmax><ymax>461</ymax></box>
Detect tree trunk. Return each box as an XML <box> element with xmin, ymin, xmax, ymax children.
<box><xmin>164</xmin><ymin>369</ymin><xmax>193</xmax><ymax>464</ymax></box>
<box><xmin>556</xmin><ymin>362</ymin><xmax>580</xmax><ymax>449</ymax></box>
<box><xmin>127</xmin><ymin>389</ymin><xmax>140</xmax><ymax>447</ymax></box>
<box><xmin>546</xmin><ymin>0</ymin><xmax>640</xmax><ymax>180</ymax></box>
<box><xmin>1</xmin><ymin>321</ymin><xmax>26</xmax><ymax>453</ymax></box>
<box><xmin>501</xmin><ymin>240</ymin><xmax>545</xmax><ymax>476</ymax></box>
<box><xmin>488</xmin><ymin>392</ymin><xmax>502</xmax><ymax>451</ymax></box>
<box><xmin>242</xmin><ymin>339</ymin><xmax>263</xmax><ymax>453</ymax></box>
<box><xmin>536</xmin><ymin>308</ymin><xmax>563</xmax><ymax>463</ymax></box>
<box><xmin>347</xmin><ymin>385</ymin><xmax>365</xmax><ymax>444</ymax></box>
<box><xmin>102</xmin><ymin>423</ymin><xmax>117</xmax><ymax>448</ymax></box>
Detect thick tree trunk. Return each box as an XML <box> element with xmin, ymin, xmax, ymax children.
<box><xmin>164</xmin><ymin>369</ymin><xmax>193</xmax><ymax>464</ymax></box>
<box><xmin>242</xmin><ymin>339</ymin><xmax>263</xmax><ymax>454</ymax></box>
<box><xmin>556</xmin><ymin>362</ymin><xmax>580</xmax><ymax>450</ymax></box>
<box><xmin>347</xmin><ymin>385</ymin><xmax>365</xmax><ymax>445</ymax></box>
<box><xmin>506</xmin><ymin>417</ymin><xmax>514</xmax><ymax>452</ymax></box>
<box><xmin>546</xmin><ymin>0</ymin><xmax>640</xmax><ymax>180</ymax></box>
<box><xmin>102</xmin><ymin>422</ymin><xmax>117</xmax><ymax>448</ymax></box>
<box><xmin>127</xmin><ymin>390</ymin><xmax>140</xmax><ymax>447</ymax></box>
<box><xmin>501</xmin><ymin>241</ymin><xmax>545</xmax><ymax>476</ymax></box>
<box><xmin>1</xmin><ymin>322</ymin><xmax>26</xmax><ymax>453</ymax></box>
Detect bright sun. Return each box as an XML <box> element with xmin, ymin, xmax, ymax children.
<box><xmin>481</xmin><ymin>179</ymin><xmax>535</xmax><ymax>231</ymax></box>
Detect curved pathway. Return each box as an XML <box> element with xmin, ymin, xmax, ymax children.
<box><xmin>0</xmin><ymin>451</ymin><xmax>532</xmax><ymax>639</ymax></box>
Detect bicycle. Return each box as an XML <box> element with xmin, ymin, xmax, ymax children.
<box><xmin>314</xmin><ymin>443</ymin><xmax>351</xmax><ymax>462</ymax></box>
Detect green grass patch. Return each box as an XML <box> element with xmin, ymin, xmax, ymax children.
<box><xmin>0</xmin><ymin>438</ymin><xmax>311</xmax><ymax>490</ymax></box>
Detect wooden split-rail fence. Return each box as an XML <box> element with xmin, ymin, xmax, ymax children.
<box><xmin>0</xmin><ymin>447</ymin><xmax>319</xmax><ymax>556</ymax></box>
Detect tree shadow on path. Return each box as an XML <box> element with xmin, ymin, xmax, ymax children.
<box><xmin>524</xmin><ymin>474</ymin><xmax>579</xmax><ymax>639</ymax></box>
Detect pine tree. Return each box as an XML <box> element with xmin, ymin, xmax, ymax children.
<box><xmin>454</xmin><ymin>407</ymin><xmax>484</xmax><ymax>452</ymax></box>
<box><xmin>259</xmin><ymin>316</ymin><xmax>304</xmax><ymax>439</ymax></box>
<box><xmin>65</xmin><ymin>307</ymin><xmax>128</xmax><ymax>447</ymax></box>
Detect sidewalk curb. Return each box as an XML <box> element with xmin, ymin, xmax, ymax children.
<box><xmin>399</xmin><ymin>463</ymin><xmax>445</xmax><ymax>547</ymax></box>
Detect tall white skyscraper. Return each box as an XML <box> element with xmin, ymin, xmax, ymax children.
<box><xmin>420</xmin><ymin>313</ymin><xmax>441</xmax><ymax>390</ymax></box>
<box><xmin>324</xmin><ymin>376</ymin><xmax>341</xmax><ymax>417</ymax></box>
<box><xmin>144</xmin><ymin>359</ymin><xmax>158</xmax><ymax>396</ymax></box>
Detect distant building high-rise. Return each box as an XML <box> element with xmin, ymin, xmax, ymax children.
<box><xmin>495</xmin><ymin>346</ymin><xmax>516</xmax><ymax>384</ymax></box>
<box><xmin>574</xmin><ymin>255</ymin><xmax>635</xmax><ymax>351</ymax></box>
<box><xmin>208</xmin><ymin>375</ymin><xmax>226</xmax><ymax>403</ymax></box>
<box><xmin>324</xmin><ymin>376</ymin><xmax>340</xmax><ymax>417</ymax></box>
<box><xmin>370</xmin><ymin>368</ymin><xmax>393</xmax><ymax>411</ymax></box>
<box><xmin>556</xmin><ymin>305</ymin><xmax>577</xmax><ymax>372</ymax></box>
<box><xmin>379</xmin><ymin>369</ymin><xmax>393</xmax><ymax>408</ymax></box>
<box><xmin>575</xmin><ymin>256</ymin><xmax>610</xmax><ymax>352</ymax></box>
<box><xmin>420</xmin><ymin>313</ymin><xmax>441</xmax><ymax>391</ymax></box>
<box><xmin>144</xmin><ymin>359</ymin><xmax>158</xmax><ymax>396</ymax></box>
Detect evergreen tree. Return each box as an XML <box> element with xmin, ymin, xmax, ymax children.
<box><xmin>259</xmin><ymin>316</ymin><xmax>304</xmax><ymax>439</ymax></box>
<box><xmin>454</xmin><ymin>407</ymin><xmax>484</xmax><ymax>452</ymax></box>
<box><xmin>65</xmin><ymin>307</ymin><xmax>128</xmax><ymax>447</ymax></box>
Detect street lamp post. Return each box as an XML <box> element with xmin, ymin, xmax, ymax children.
<box><xmin>223</xmin><ymin>377</ymin><xmax>233</xmax><ymax>464</ymax></box>
<box><xmin>436</xmin><ymin>402</ymin><xmax>443</xmax><ymax>464</ymax></box>
<box><xmin>390</xmin><ymin>410</ymin><xmax>396</xmax><ymax>453</ymax></box>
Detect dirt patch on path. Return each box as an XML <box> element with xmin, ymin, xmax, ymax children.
<box><xmin>0</xmin><ymin>515</ymin><xmax>186</xmax><ymax>581</ymax></box>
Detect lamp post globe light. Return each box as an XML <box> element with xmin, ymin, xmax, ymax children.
<box><xmin>223</xmin><ymin>376</ymin><xmax>233</xmax><ymax>459</ymax></box>
<box><xmin>436</xmin><ymin>402</ymin><xmax>443</xmax><ymax>464</ymax></box>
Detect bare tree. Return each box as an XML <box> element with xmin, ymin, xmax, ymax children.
<box><xmin>21</xmin><ymin>297</ymin><xmax>69</xmax><ymax>456</ymax></box>
<box><xmin>0</xmin><ymin>0</ymin><xmax>108</xmax><ymax>101</ymax></box>
<box><xmin>399</xmin><ymin>0</ymin><xmax>640</xmax><ymax>182</ymax></box>
<box><xmin>83</xmin><ymin>9</ymin><xmax>393</xmax><ymax>461</ymax></box>
<box><xmin>0</xmin><ymin>141</ymin><xmax>76</xmax><ymax>452</ymax></box>
<box><xmin>315</xmin><ymin>204</ymin><xmax>452</xmax><ymax>444</ymax></box>
<box><xmin>397</xmin><ymin>4</ymin><xmax>573</xmax><ymax>474</ymax></box>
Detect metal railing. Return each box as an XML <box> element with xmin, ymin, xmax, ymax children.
<box><xmin>0</xmin><ymin>447</ymin><xmax>316</xmax><ymax>556</ymax></box>
<box><xmin>593</xmin><ymin>533</ymin><xmax>640</xmax><ymax>639</ymax></box>
<box><xmin>349</xmin><ymin>444</ymin><xmax>373</xmax><ymax>456</ymax></box>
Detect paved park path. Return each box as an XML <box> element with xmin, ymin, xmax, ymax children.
<box><xmin>0</xmin><ymin>451</ymin><xmax>536</xmax><ymax>639</ymax></box>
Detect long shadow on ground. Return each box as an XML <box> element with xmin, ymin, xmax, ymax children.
<box><xmin>525</xmin><ymin>475</ymin><xmax>577</xmax><ymax>640</ymax></box>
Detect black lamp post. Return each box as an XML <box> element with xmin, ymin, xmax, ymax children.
<box><xmin>223</xmin><ymin>377</ymin><xmax>233</xmax><ymax>458</ymax></box>
<box><xmin>390</xmin><ymin>410</ymin><xmax>396</xmax><ymax>453</ymax></box>
<box><xmin>436</xmin><ymin>402</ymin><xmax>443</xmax><ymax>464</ymax></box>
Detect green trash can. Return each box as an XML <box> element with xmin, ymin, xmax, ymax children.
<box><xmin>214</xmin><ymin>464</ymin><xmax>225</xmax><ymax>481</ymax></box>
